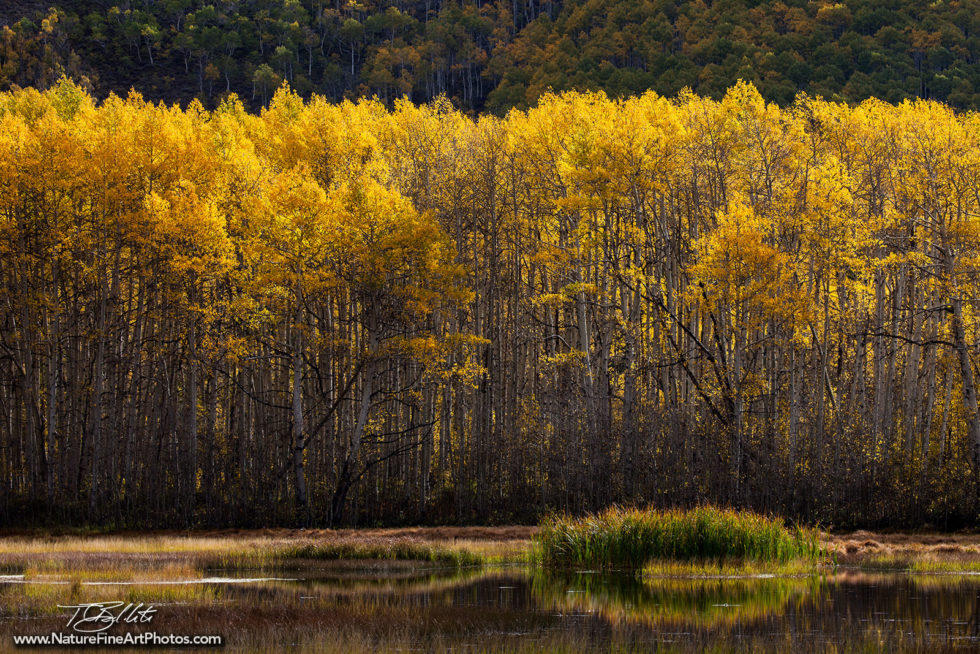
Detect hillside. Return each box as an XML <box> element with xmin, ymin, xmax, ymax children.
<box><xmin>1</xmin><ymin>0</ymin><xmax>979</xmax><ymax>111</ymax></box>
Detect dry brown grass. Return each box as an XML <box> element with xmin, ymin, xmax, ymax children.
<box><xmin>823</xmin><ymin>531</ymin><xmax>980</xmax><ymax>570</ymax></box>
<box><xmin>0</xmin><ymin>527</ymin><xmax>535</xmax><ymax>575</ymax></box>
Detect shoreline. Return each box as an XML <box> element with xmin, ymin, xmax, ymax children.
<box><xmin>4</xmin><ymin>527</ymin><xmax>980</xmax><ymax>573</ymax></box>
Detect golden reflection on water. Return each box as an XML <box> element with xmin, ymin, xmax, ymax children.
<box><xmin>4</xmin><ymin>563</ymin><xmax>980</xmax><ymax>651</ymax></box>
<box><xmin>532</xmin><ymin>568</ymin><xmax>823</xmax><ymax>628</ymax></box>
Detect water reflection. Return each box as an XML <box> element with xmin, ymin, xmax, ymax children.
<box><xmin>532</xmin><ymin>568</ymin><xmax>821</xmax><ymax>628</ymax></box>
<box><xmin>5</xmin><ymin>563</ymin><xmax>980</xmax><ymax>650</ymax></box>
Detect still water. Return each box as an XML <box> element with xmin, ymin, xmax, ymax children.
<box><xmin>5</xmin><ymin>564</ymin><xmax>980</xmax><ymax>651</ymax></box>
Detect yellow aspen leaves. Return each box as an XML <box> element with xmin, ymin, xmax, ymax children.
<box><xmin>8</xmin><ymin>78</ymin><xmax>980</xmax><ymax>526</ymax></box>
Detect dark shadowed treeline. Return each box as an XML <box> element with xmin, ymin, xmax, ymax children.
<box><xmin>3</xmin><ymin>79</ymin><xmax>980</xmax><ymax>528</ymax></box>
<box><xmin>6</xmin><ymin>0</ymin><xmax>980</xmax><ymax>113</ymax></box>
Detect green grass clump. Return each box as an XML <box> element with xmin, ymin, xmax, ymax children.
<box><xmin>537</xmin><ymin>506</ymin><xmax>821</xmax><ymax>569</ymax></box>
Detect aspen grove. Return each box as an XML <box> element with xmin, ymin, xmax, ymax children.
<box><xmin>3</xmin><ymin>79</ymin><xmax>980</xmax><ymax>528</ymax></box>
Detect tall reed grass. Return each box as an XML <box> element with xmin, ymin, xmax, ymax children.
<box><xmin>537</xmin><ymin>506</ymin><xmax>821</xmax><ymax>569</ymax></box>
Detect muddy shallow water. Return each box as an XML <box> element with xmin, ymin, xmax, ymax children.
<box><xmin>3</xmin><ymin>564</ymin><xmax>980</xmax><ymax>651</ymax></box>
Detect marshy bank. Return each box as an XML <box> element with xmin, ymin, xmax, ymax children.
<box><xmin>4</xmin><ymin>523</ymin><xmax>980</xmax><ymax>575</ymax></box>
<box><xmin>4</xmin><ymin>526</ymin><xmax>980</xmax><ymax>651</ymax></box>
<box><xmin>0</xmin><ymin>526</ymin><xmax>535</xmax><ymax>577</ymax></box>
<box><xmin>3</xmin><ymin>545</ymin><xmax>980</xmax><ymax>651</ymax></box>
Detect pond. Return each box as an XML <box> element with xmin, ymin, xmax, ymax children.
<box><xmin>3</xmin><ymin>563</ymin><xmax>980</xmax><ymax>651</ymax></box>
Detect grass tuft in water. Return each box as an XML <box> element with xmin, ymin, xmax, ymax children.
<box><xmin>536</xmin><ymin>505</ymin><xmax>822</xmax><ymax>569</ymax></box>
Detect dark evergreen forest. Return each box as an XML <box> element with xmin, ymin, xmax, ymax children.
<box><xmin>3</xmin><ymin>0</ymin><xmax>980</xmax><ymax>113</ymax></box>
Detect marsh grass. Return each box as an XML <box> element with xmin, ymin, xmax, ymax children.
<box><xmin>0</xmin><ymin>530</ymin><xmax>530</xmax><ymax>578</ymax></box>
<box><xmin>209</xmin><ymin>541</ymin><xmax>490</xmax><ymax>570</ymax></box>
<box><xmin>22</xmin><ymin>560</ymin><xmax>201</xmax><ymax>582</ymax></box>
<box><xmin>537</xmin><ymin>506</ymin><xmax>822</xmax><ymax>569</ymax></box>
<box><xmin>847</xmin><ymin>553</ymin><xmax>980</xmax><ymax>573</ymax></box>
<box><xmin>824</xmin><ymin>531</ymin><xmax>980</xmax><ymax>572</ymax></box>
